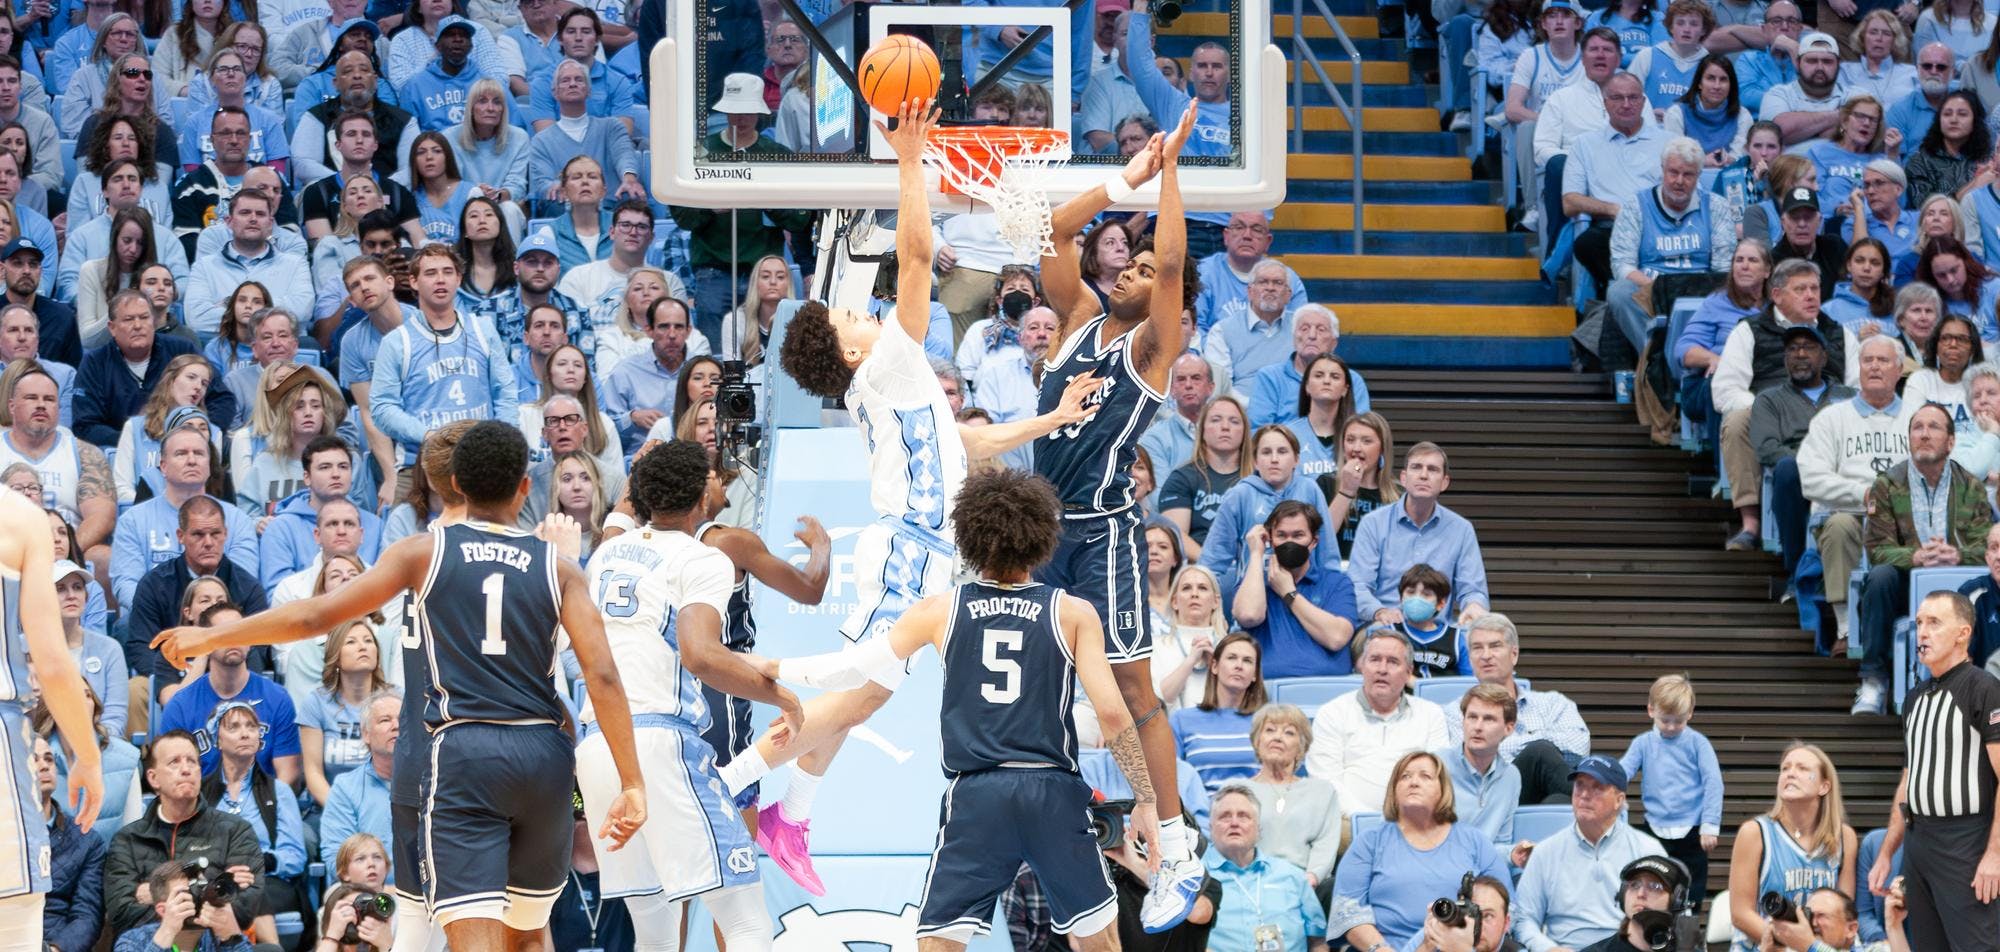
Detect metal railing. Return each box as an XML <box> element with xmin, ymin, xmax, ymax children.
<box><xmin>1290</xmin><ymin>0</ymin><xmax>1365</xmax><ymax>251</ymax></box>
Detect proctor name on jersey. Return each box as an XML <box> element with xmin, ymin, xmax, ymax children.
<box><xmin>964</xmin><ymin>595</ymin><xmax>1046</xmax><ymax>623</ymax></box>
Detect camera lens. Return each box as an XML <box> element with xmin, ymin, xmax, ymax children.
<box><xmin>1155</xmin><ymin>0</ymin><xmax>1182</xmax><ymax>27</ymax></box>
<box><xmin>1760</xmin><ymin>891</ymin><xmax>1796</xmax><ymax>921</ymax></box>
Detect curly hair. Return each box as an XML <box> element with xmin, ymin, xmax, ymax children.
<box><xmin>449</xmin><ymin>420</ymin><xmax>529</xmax><ymax>506</ymax></box>
<box><xmin>778</xmin><ymin>301</ymin><xmax>857</xmax><ymax>398</ymax></box>
<box><xmin>952</xmin><ymin>469</ymin><xmax>1063</xmax><ymax>577</ymax></box>
<box><xmin>83</xmin><ymin>113</ymin><xmax>157</xmax><ymax>180</ymax></box>
<box><xmin>629</xmin><ymin>439</ymin><xmax>710</xmax><ymax>522</ymax></box>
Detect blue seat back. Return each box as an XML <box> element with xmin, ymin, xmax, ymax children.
<box><xmin>1268</xmin><ymin>675</ymin><xmax>1362</xmax><ymax>719</ymax></box>
<box><xmin>1512</xmin><ymin>803</ymin><xmax>1574</xmax><ymax>844</ymax></box>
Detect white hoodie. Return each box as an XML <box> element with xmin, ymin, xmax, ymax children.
<box><xmin>1796</xmin><ymin>394</ymin><xmax>1914</xmax><ymax>515</ymax></box>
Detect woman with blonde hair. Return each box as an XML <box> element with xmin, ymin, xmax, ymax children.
<box><xmin>1913</xmin><ymin>193</ymin><xmax>1973</xmax><ymax>285</ymax></box>
<box><xmin>310</xmin><ymin>177</ymin><xmax>386</xmax><ymax>315</ymax></box>
<box><xmin>1839</xmin><ymin>10</ymin><xmax>1917</xmax><ymax>105</ymax></box>
<box><xmin>1241</xmin><ymin>704</ymin><xmax>1343</xmax><ymax>889</ymax></box>
<box><xmin>1798</xmin><ymin>94</ymin><xmax>1891</xmax><ymax>217</ymax></box>
<box><xmin>1728</xmin><ymin>742</ymin><xmax>1856</xmax><ymax>952</ymax></box>
<box><xmin>1330</xmin><ymin>749</ymin><xmax>1510</xmax><ymax>950</ymax></box>
<box><xmin>448</xmin><ymin>78</ymin><xmax>529</xmax><ymax>208</ymax></box>
<box><xmin>297</xmin><ymin>617</ymin><xmax>392</xmax><ymax>805</ymax></box>
<box><xmin>231</xmin><ymin>364</ymin><xmax>353</xmax><ymax>511</ymax></box>
<box><xmin>112</xmin><ymin>353</ymin><xmax>213</xmax><ymax>503</ymax></box>
<box><xmin>547</xmin><ymin>450</ymin><xmax>612</xmax><ymax>558</ymax></box>
<box><xmin>1159</xmin><ymin>394</ymin><xmax>1253</xmax><ymax>559</ymax></box>
<box><xmin>1326</xmin><ymin>411</ymin><xmax>1401</xmax><ymax>560</ymax></box>
<box><xmin>1154</xmin><ymin>563</ymin><xmax>1230</xmax><ymax>710</ymax></box>
<box><xmin>588</xmin><ymin>265</ymin><xmax>682</xmax><ymax>373</ymax></box>
<box><xmin>721</xmin><ymin>254</ymin><xmax>792</xmax><ymax>366</ymax></box>
<box><xmin>522</xmin><ymin>342</ymin><xmax>622</xmax><ymax>471</ymax></box>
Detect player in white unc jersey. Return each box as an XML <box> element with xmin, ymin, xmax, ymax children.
<box><xmin>735</xmin><ymin>100</ymin><xmax>1106</xmax><ymax>893</ymax></box>
<box><xmin>578</xmin><ymin>439</ymin><xmax>802</xmax><ymax>952</ymax></box>
<box><xmin>0</xmin><ymin>488</ymin><xmax>104</xmax><ymax>949</ymax></box>
<box><xmin>750</xmin><ymin>468</ymin><xmax>1162</xmax><ymax>951</ymax></box>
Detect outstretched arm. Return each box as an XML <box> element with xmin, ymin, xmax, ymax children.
<box><xmin>760</xmin><ymin>594</ymin><xmax>946</xmax><ymax>690</ymax></box>
<box><xmin>558</xmin><ymin>560</ymin><xmax>647</xmax><ymax>850</ymax></box>
<box><xmin>706</xmin><ymin>520</ymin><xmax>832</xmax><ymax>605</ymax></box>
<box><xmin>10</xmin><ymin>493</ymin><xmax>102</xmax><ymax>830</ymax></box>
<box><xmin>1043</xmin><ymin>141</ymin><xmax>1165</xmax><ymax>336</ymax></box>
<box><xmin>957</xmin><ymin>371</ymin><xmax>1106</xmax><ymax>460</ymax></box>
<box><xmin>152</xmin><ymin>534</ymin><xmax>431</xmax><ymax>665</ymax></box>
<box><xmin>880</xmin><ymin>99</ymin><xmax>941</xmax><ymax>344</ymax></box>
<box><xmin>1136</xmin><ymin>103</ymin><xmax>1199</xmax><ymax>391</ymax></box>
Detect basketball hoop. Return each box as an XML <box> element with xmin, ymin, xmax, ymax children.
<box><xmin>923</xmin><ymin>126</ymin><xmax>1070</xmax><ymax>260</ymax></box>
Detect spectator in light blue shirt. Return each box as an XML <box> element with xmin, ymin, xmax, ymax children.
<box><xmin>1193</xmin><ymin>215</ymin><xmax>1306</xmax><ymax>334</ymax></box>
<box><xmin>600</xmin><ymin>296</ymin><xmax>696</xmax><ymax>452</ymax></box>
<box><xmin>1619</xmin><ymin>673</ymin><xmax>1724</xmax><ymax>901</ymax></box>
<box><xmin>318</xmin><ymin>692</ymin><xmax>398</xmax><ymax>884</ymax></box>
<box><xmin>969</xmin><ymin>306</ymin><xmax>1057</xmax><ymax>472</ymax></box>
<box><xmin>1439</xmin><ymin>682</ymin><xmax>1524</xmax><ymax>851</ymax></box>
<box><xmin>1203</xmin><ymin>259</ymin><xmax>1300</xmax><ymax>393</ymax></box>
<box><xmin>1511</xmin><ymin>756</ymin><xmax>1666</xmax><ymax>952</ymax></box>
<box><xmin>183</xmin><ymin>191</ymin><xmax>316</xmax><ymax>338</ymax></box>
<box><xmin>1246</xmin><ymin>306</ymin><xmax>1374</xmax><ymax>429</ymax></box>
<box><xmin>53</xmin><ymin>558</ymin><xmax>127</xmax><ymax>735</ymax></box>
<box><xmin>1346</xmin><ymin>442</ymin><xmax>1491</xmax><ymax>624</ymax></box>
<box><xmin>1329</xmin><ymin>750</ymin><xmax>1512</xmax><ymax>951</ymax></box>
<box><xmin>1205</xmin><ymin>785</ymin><xmax>1329</xmax><ymax>952</ymax></box>
<box><xmin>367</xmin><ymin>245</ymin><xmax>518</xmax><ymax>467</ymax></box>
<box><xmin>1140</xmin><ymin>352</ymin><xmax>1216</xmax><ymax>477</ymax></box>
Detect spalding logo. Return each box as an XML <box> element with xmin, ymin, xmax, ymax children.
<box><xmin>774</xmin><ymin>902</ymin><xmax>922</xmax><ymax>952</ymax></box>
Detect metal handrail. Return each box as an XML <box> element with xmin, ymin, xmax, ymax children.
<box><xmin>1291</xmin><ymin>0</ymin><xmax>1364</xmax><ymax>251</ymax></box>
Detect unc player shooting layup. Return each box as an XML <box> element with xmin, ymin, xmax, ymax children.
<box><xmin>1032</xmin><ymin>102</ymin><xmax>1207</xmax><ymax>926</ymax></box>
<box><xmin>718</xmin><ymin>99</ymin><xmax>1106</xmax><ymax>895</ymax></box>
<box><xmin>0</xmin><ymin>489</ymin><xmax>105</xmax><ymax>950</ymax></box>
<box><xmin>155</xmin><ymin>421</ymin><xmax>648</xmax><ymax>952</ymax></box>
<box><xmin>755</xmin><ymin>468</ymin><xmax>1160</xmax><ymax>951</ymax></box>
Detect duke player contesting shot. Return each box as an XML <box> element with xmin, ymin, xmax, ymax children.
<box><xmin>576</xmin><ymin>440</ymin><xmax>809</xmax><ymax>952</ymax></box>
<box><xmin>752</xmin><ymin>468</ymin><xmax>1161</xmax><ymax>952</ymax></box>
<box><xmin>0</xmin><ymin>489</ymin><xmax>105</xmax><ymax>951</ymax></box>
<box><xmin>154</xmin><ymin>421</ymin><xmax>648</xmax><ymax>952</ymax></box>
<box><xmin>1032</xmin><ymin>101</ymin><xmax>1208</xmax><ymax>928</ymax></box>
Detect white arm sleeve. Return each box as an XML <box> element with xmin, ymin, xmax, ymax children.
<box><xmin>778</xmin><ymin>636</ymin><xmax>905</xmax><ymax>692</ymax></box>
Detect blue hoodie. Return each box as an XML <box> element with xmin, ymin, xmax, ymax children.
<box><xmin>1197</xmin><ymin>470</ymin><xmax>1329</xmax><ymax>596</ymax></box>
<box><xmin>256</xmin><ymin>489</ymin><xmax>385</xmax><ymax>588</ymax></box>
<box><xmin>398</xmin><ymin>57</ymin><xmax>484</xmax><ymax>133</ymax></box>
<box><xmin>1820</xmin><ymin>282</ymin><xmax>1899</xmax><ymax>340</ymax></box>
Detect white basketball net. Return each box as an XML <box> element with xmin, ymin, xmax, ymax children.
<box><xmin>923</xmin><ymin>129</ymin><xmax>1069</xmax><ymax>261</ymax></box>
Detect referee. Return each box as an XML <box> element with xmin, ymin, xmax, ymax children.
<box><xmin>1868</xmin><ymin>590</ymin><xmax>2000</xmax><ymax>950</ymax></box>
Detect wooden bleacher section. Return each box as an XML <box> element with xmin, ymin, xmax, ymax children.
<box><xmin>1369</xmin><ymin>369</ymin><xmax>1902</xmax><ymax>900</ymax></box>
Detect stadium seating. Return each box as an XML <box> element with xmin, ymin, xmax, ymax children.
<box><xmin>1268</xmin><ymin>675</ymin><xmax>1362</xmax><ymax>717</ymax></box>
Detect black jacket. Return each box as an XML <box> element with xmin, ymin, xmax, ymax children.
<box><xmin>124</xmin><ymin>555</ymin><xmax>269</xmax><ymax>680</ymax></box>
<box><xmin>103</xmin><ymin>798</ymin><xmax>267</xmax><ymax>934</ymax></box>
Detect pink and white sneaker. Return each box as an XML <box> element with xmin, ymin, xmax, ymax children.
<box><xmin>755</xmin><ymin>803</ymin><xmax>826</xmax><ymax>896</ymax></box>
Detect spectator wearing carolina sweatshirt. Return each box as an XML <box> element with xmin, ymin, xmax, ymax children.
<box><xmin>256</xmin><ymin>436</ymin><xmax>384</xmax><ymax>588</ymax></box>
<box><xmin>108</xmin><ymin>427</ymin><xmax>259</xmax><ymax>608</ymax></box>
<box><xmin>1198</xmin><ymin>424</ymin><xmax>1330</xmax><ymax>600</ymax></box>
<box><xmin>1619</xmin><ymin>674</ymin><xmax>1725</xmax><ymax>901</ymax></box>
<box><xmin>1796</xmin><ymin>335</ymin><xmax>1913</xmax><ymax>644</ymax></box>
<box><xmin>397</xmin><ymin>16</ymin><xmax>484</xmax><ymax>133</ymax></box>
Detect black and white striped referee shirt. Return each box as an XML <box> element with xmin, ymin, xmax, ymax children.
<box><xmin>1903</xmin><ymin>661</ymin><xmax>2000</xmax><ymax>818</ymax></box>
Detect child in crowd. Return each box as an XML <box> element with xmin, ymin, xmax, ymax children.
<box><xmin>1619</xmin><ymin>673</ymin><xmax>1725</xmax><ymax>900</ymax></box>
<box><xmin>1394</xmin><ymin>563</ymin><xmax>1468</xmax><ymax>677</ymax></box>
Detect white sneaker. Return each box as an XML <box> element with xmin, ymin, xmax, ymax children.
<box><xmin>1851</xmin><ymin>678</ymin><xmax>1887</xmax><ymax>716</ymax></box>
<box><xmin>1140</xmin><ymin>856</ymin><xmax>1207</xmax><ymax>933</ymax></box>
<box><xmin>1449</xmin><ymin>110</ymin><xmax>1472</xmax><ymax>132</ymax></box>
<box><xmin>1519</xmin><ymin>207</ymin><xmax>1541</xmax><ymax>233</ymax></box>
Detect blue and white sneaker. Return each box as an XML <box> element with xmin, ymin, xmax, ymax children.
<box><xmin>1140</xmin><ymin>855</ymin><xmax>1206</xmax><ymax>933</ymax></box>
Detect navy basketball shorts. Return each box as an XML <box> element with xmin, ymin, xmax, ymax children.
<box><xmin>1036</xmin><ymin>509</ymin><xmax>1151</xmax><ymax>662</ymax></box>
<box><xmin>916</xmin><ymin>769</ymin><xmax>1117</xmax><ymax>943</ymax></box>
<box><xmin>414</xmin><ymin>722</ymin><xmax>576</xmax><ymax>929</ymax></box>
<box><xmin>698</xmin><ymin>683</ymin><xmax>758</xmax><ymax>810</ymax></box>
<box><xmin>390</xmin><ymin>800</ymin><xmax>427</xmax><ymax>905</ymax></box>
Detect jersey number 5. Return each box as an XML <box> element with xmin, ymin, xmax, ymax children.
<box><xmin>980</xmin><ymin>628</ymin><xmax>1023</xmax><ymax>704</ymax></box>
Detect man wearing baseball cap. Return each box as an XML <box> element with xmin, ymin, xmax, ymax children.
<box><xmin>1752</xmin><ymin>323</ymin><xmax>1852</xmax><ymax>571</ymax></box>
<box><xmin>1771</xmin><ymin>186</ymin><xmax>1848</xmax><ymax>299</ymax></box>
<box><xmin>1762</xmin><ymin>31</ymin><xmax>1849</xmax><ymax>144</ymax></box>
<box><xmin>1577</xmin><ymin>856</ymin><xmax>1690</xmax><ymax>952</ymax></box>
<box><xmin>396</xmin><ymin>15</ymin><xmax>482</xmax><ymax>132</ymax></box>
<box><xmin>497</xmin><ymin>227</ymin><xmax>582</xmax><ymax>370</ymax></box>
<box><xmin>1513</xmin><ymin>756</ymin><xmax>1666</xmax><ymax>952</ymax></box>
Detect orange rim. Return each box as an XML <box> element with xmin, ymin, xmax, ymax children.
<box><xmin>925</xmin><ymin>127</ymin><xmax>1069</xmax><ymax>195</ymax></box>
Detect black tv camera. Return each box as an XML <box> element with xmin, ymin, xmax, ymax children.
<box><xmin>1089</xmin><ymin>798</ymin><xmax>1134</xmax><ymax>850</ymax></box>
<box><xmin>715</xmin><ymin>359</ymin><xmax>762</xmax><ymax>473</ymax></box>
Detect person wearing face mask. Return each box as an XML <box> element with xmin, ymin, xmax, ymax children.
<box><xmin>1231</xmin><ymin>500</ymin><xmax>1360</xmax><ymax>679</ymax></box>
<box><xmin>1199</xmin><ymin>424</ymin><xmax>1331</xmax><ymax>593</ymax></box>
<box><xmin>955</xmin><ymin>266</ymin><xmax>1041</xmax><ymax>382</ymax></box>
<box><xmin>1393</xmin><ymin>563</ymin><xmax>1471</xmax><ymax>678</ymax></box>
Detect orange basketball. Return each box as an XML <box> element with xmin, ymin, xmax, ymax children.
<box><xmin>858</xmin><ymin>34</ymin><xmax>941</xmax><ymax>115</ymax></box>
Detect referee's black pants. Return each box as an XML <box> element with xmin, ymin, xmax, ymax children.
<box><xmin>1905</xmin><ymin>813</ymin><xmax>2000</xmax><ymax>951</ymax></box>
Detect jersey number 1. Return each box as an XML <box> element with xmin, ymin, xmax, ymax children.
<box><xmin>980</xmin><ymin>629</ymin><xmax>1022</xmax><ymax>704</ymax></box>
<box><xmin>480</xmin><ymin>574</ymin><xmax>507</xmax><ymax>656</ymax></box>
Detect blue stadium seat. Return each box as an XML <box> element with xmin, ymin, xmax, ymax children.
<box><xmin>59</xmin><ymin>139</ymin><xmax>74</xmax><ymax>185</ymax></box>
<box><xmin>1267</xmin><ymin>675</ymin><xmax>1361</xmax><ymax>718</ymax></box>
<box><xmin>1893</xmin><ymin>566</ymin><xmax>1986</xmax><ymax>707</ymax></box>
<box><xmin>1349</xmin><ymin>810</ymin><xmax>1384</xmax><ymax>843</ymax></box>
<box><xmin>1665</xmin><ymin>297</ymin><xmax>1703</xmax><ymax>450</ymax></box>
<box><xmin>1511</xmin><ymin>803</ymin><xmax>1574</xmax><ymax>844</ymax></box>
<box><xmin>1412</xmin><ymin>676</ymin><xmax>1530</xmax><ymax>708</ymax></box>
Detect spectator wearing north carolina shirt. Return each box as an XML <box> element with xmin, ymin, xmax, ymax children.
<box><xmin>174</xmin><ymin>53</ymin><xmax>289</xmax><ymax>175</ymax></box>
<box><xmin>1203</xmin><ymin>259</ymin><xmax>1299</xmax><ymax>392</ymax></box>
<box><xmin>1759</xmin><ymin>31</ymin><xmax>1847</xmax><ymax>145</ymax></box>
<box><xmin>1563</xmin><ymin>71</ymin><xmax>1671</xmax><ymax>293</ymax></box>
<box><xmin>1304</xmin><ymin>629</ymin><xmax>1449</xmax><ymax>812</ymax></box>
<box><xmin>182</xmin><ymin>191</ymin><xmax>314</xmax><ymax>338</ymax></box>
<box><xmin>1192</xmin><ymin>213</ymin><xmax>1306</xmax><ymax>335</ymax></box>
<box><xmin>1605</xmin><ymin>136</ymin><xmax>1734</xmax><ymax>356</ymax></box>
<box><xmin>1346</xmin><ymin>442</ymin><xmax>1490</xmax><ymax>626</ymax></box>
<box><xmin>395</xmin><ymin>16</ymin><xmax>483</xmax><ymax>133</ymax></box>
<box><xmin>1231</xmin><ymin>500</ymin><xmax>1359</xmax><ymax>678</ymax></box>
<box><xmin>108</xmin><ymin>426</ymin><xmax>259</xmax><ymax>609</ymax></box>
<box><xmin>1511</xmin><ymin>756</ymin><xmax>1666</xmax><ymax>952</ymax></box>
<box><xmin>367</xmin><ymin>244</ymin><xmax>516</xmax><ymax>471</ymax></box>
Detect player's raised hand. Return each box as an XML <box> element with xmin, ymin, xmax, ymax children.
<box><xmin>150</xmin><ymin>626</ymin><xmax>218</xmax><ymax>671</ymax></box>
<box><xmin>599</xmin><ymin>786</ymin><xmax>647</xmax><ymax>851</ymax></box>
<box><xmin>794</xmin><ymin>516</ymin><xmax>830</xmax><ymax>556</ymax></box>
<box><xmin>1052</xmin><ymin>372</ymin><xmax>1107</xmax><ymax>425</ymax></box>
<box><xmin>1162</xmin><ymin>101</ymin><xmax>1199</xmax><ymax>162</ymax></box>
<box><xmin>874</xmin><ymin>98</ymin><xmax>941</xmax><ymax>162</ymax></box>
<box><xmin>537</xmin><ymin>512</ymin><xmax>584</xmax><ymax>562</ymax></box>
<box><xmin>1118</xmin><ymin>133</ymin><xmax>1165</xmax><ymax>190</ymax></box>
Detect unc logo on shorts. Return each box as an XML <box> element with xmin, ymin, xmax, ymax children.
<box><xmin>726</xmin><ymin>847</ymin><xmax>755</xmax><ymax>874</ymax></box>
<box><xmin>37</xmin><ymin>844</ymin><xmax>48</xmax><ymax>877</ymax></box>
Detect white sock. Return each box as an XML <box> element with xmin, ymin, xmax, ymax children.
<box><xmin>779</xmin><ymin>767</ymin><xmax>823</xmax><ymax>822</ymax></box>
<box><xmin>624</xmin><ymin>891</ymin><xmax>685</xmax><ymax>952</ymax></box>
<box><xmin>719</xmin><ymin>748</ymin><xmax>770</xmax><ymax>797</ymax></box>
<box><xmin>1160</xmin><ymin>815</ymin><xmax>1194</xmax><ymax>863</ymax></box>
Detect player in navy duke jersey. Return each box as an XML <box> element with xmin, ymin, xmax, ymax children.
<box><xmin>155</xmin><ymin>421</ymin><xmax>648</xmax><ymax>952</ymax></box>
<box><xmin>0</xmin><ymin>488</ymin><xmax>104</xmax><ymax>950</ymax></box>
<box><xmin>1032</xmin><ymin>101</ymin><xmax>1207</xmax><ymax>927</ymax></box>
<box><xmin>752</xmin><ymin>468</ymin><xmax>1161</xmax><ymax>951</ymax></box>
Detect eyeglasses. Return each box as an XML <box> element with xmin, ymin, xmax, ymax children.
<box><xmin>211</xmin><ymin>64</ymin><xmax>245</xmax><ymax>75</ymax></box>
<box><xmin>1626</xmin><ymin>879</ymin><xmax>1670</xmax><ymax>895</ymax></box>
<box><xmin>1225</xmin><ymin>223</ymin><xmax>1271</xmax><ymax>235</ymax></box>
<box><xmin>613</xmin><ymin>220</ymin><xmax>653</xmax><ymax>233</ymax></box>
<box><xmin>1941</xmin><ymin>333</ymin><xmax>1976</xmax><ymax>344</ymax></box>
<box><xmin>544</xmin><ymin>413</ymin><xmax>584</xmax><ymax>428</ymax></box>
<box><xmin>119</xmin><ymin>67</ymin><xmax>152</xmax><ymax>79</ymax></box>
<box><xmin>769</xmin><ymin>35</ymin><xmax>805</xmax><ymax>46</ymax></box>
<box><xmin>1921</xmin><ymin>62</ymin><xmax>1953</xmax><ymax>72</ymax></box>
<box><xmin>1765</xmin><ymin>15</ymin><xmax>1802</xmax><ymax>25</ymax></box>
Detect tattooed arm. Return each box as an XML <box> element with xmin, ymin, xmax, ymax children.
<box><xmin>1064</xmin><ymin>592</ymin><xmax>1161</xmax><ymax>861</ymax></box>
<box><xmin>74</xmin><ymin>442</ymin><xmax>115</xmax><ymax>553</ymax></box>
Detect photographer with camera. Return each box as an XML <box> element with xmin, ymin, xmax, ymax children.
<box><xmin>104</xmin><ymin>731</ymin><xmax>267</xmax><ymax>935</ymax></box>
<box><xmin>316</xmin><ymin>882</ymin><xmax>395</xmax><ymax>952</ymax></box>
<box><xmin>1751</xmin><ymin>886</ymin><xmax>1899</xmax><ymax>952</ymax></box>
<box><xmin>1407</xmin><ymin>875</ymin><xmax>1518</xmax><ymax>952</ymax></box>
<box><xmin>1207</xmin><ymin>784</ymin><xmax>1327</xmax><ymax>952</ymax></box>
<box><xmin>111</xmin><ymin>859</ymin><xmax>251</xmax><ymax>952</ymax></box>
<box><xmin>1578</xmin><ymin>856</ymin><xmax>1695</xmax><ymax>952</ymax></box>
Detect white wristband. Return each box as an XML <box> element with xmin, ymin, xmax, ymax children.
<box><xmin>604</xmin><ymin>511</ymin><xmax>639</xmax><ymax>534</ymax></box>
<box><xmin>1104</xmin><ymin>175</ymin><xmax>1135</xmax><ymax>206</ymax></box>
